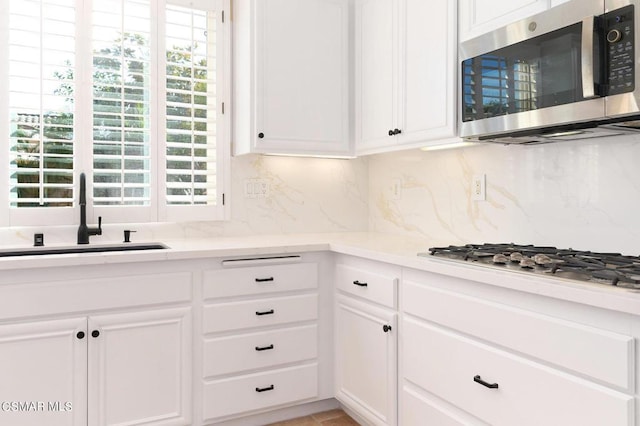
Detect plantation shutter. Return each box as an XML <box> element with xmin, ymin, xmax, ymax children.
<box><xmin>8</xmin><ymin>0</ymin><xmax>76</xmax><ymax>208</ymax></box>
<box><xmin>91</xmin><ymin>0</ymin><xmax>152</xmax><ymax>206</ymax></box>
<box><xmin>164</xmin><ymin>3</ymin><xmax>218</xmax><ymax>206</ymax></box>
<box><xmin>3</xmin><ymin>0</ymin><xmax>228</xmax><ymax>225</ymax></box>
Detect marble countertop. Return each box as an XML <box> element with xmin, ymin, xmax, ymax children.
<box><xmin>1</xmin><ymin>232</ymin><xmax>639</xmax><ymax>315</ymax></box>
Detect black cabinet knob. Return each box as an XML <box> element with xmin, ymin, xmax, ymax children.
<box><xmin>258</xmin><ymin>132</ymin><xmax>265</xmax><ymax>139</ymax></box>
<box><xmin>393</xmin><ymin>128</ymin><xmax>402</xmax><ymax>135</ymax></box>
<box><xmin>388</xmin><ymin>130</ymin><xmax>394</xmax><ymax>136</ymax></box>
<box><xmin>382</xmin><ymin>324</ymin><xmax>392</xmax><ymax>333</ymax></box>
<box><xmin>91</xmin><ymin>330</ymin><xmax>100</xmax><ymax>338</ymax></box>
<box><xmin>76</xmin><ymin>331</ymin><xmax>85</xmax><ymax>340</ymax></box>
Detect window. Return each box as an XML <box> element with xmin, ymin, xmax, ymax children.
<box><xmin>2</xmin><ymin>0</ymin><xmax>229</xmax><ymax>226</ymax></box>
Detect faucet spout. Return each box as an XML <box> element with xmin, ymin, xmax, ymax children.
<box><xmin>77</xmin><ymin>173</ymin><xmax>102</xmax><ymax>244</ymax></box>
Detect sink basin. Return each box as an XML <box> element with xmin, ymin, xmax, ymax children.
<box><xmin>0</xmin><ymin>242</ymin><xmax>168</xmax><ymax>257</ymax></box>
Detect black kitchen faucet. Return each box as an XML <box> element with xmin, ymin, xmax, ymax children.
<box><xmin>77</xmin><ymin>172</ymin><xmax>102</xmax><ymax>244</ymax></box>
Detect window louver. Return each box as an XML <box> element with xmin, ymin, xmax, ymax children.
<box><xmin>8</xmin><ymin>0</ymin><xmax>76</xmax><ymax>207</ymax></box>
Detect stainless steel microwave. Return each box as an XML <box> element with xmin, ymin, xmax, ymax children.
<box><xmin>459</xmin><ymin>0</ymin><xmax>640</xmax><ymax>144</ymax></box>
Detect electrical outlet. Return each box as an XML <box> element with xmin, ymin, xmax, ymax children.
<box><xmin>391</xmin><ymin>178</ymin><xmax>402</xmax><ymax>200</ymax></box>
<box><xmin>244</xmin><ymin>179</ymin><xmax>269</xmax><ymax>198</ymax></box>
<box><xmin>255</xmin><ymin>179</ymin><xmax>269</xmax><ymax>198</ymax></box>
<box><xmin>472</xmin><ymin>174</ymin><xmax>486</xmax><ymax>201</ymax></box>
<box><xmin>244</xmin><ymin>179</ymin><xmax>255</xmax><ymax>198</ymax></box>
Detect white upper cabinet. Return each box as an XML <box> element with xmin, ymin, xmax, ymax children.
<box><xmin>355</xmin><ymin>0</ymin><xmax>395</xmax><ymax>151</ymax></box>
<box><xmin>233</xmin><ymin>0</ymin><xmax>351</xmax><ymax>156</ymax></box>
<box><xmin>459</xmin><ymin>0</ymin><xmax>571</xmax><ymax>42</ymax></box>
<box><xmin>355</xmin><ymin>0</ymin><xmax>457</xmax><ymax>155</ymax></box>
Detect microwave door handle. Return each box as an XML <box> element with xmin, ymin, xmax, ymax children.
<box><xmin>581</xmin><ymin>15</ymin><xmax>596</xmax><ymax>99</ymax></box>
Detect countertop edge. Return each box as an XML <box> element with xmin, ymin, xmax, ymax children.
<box><xmin>0</xmin><ymin>232</ymin><xmax>638</xmax><ymax>315</ymax></box>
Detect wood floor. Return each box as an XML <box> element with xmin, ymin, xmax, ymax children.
<box><xmin>267</xmin><ymin>409</ymin><xmax>359</xmax><ymax>425</ymax></box>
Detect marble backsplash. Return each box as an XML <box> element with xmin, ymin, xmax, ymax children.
<box><xmin>4</xmin><ymin>133</ymin><xmax>640</xmax><ymax>256</ymax></box>
<box><xmin>368</xmin><ymin>134</ymin><xmax>640</xmax><ymax>255</ymax></box>
<box><xmin>0</xmin><ymin>154</ymin><xmax>369</xmax><ymax>247</ymax></box>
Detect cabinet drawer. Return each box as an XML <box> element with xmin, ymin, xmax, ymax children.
<box><xmin>203</xmin><ymin>263</ymin><xmax>317</xmax><ymax>299</ymax></box>
<box><xmin>203</xmin><ymin>294</ymin><xmax>318</xmax><ymax>333</ymax></box>
<box><xmin>202</xmin><ymin>363</ymin><xmax>318</xmax><ymax>420</ymax></box>
<box><xmin>203</xmin><ymin>325</ymin><xmax>318</xmax><ymax>377</ymax></box>
<box><xmin>403</xmin><ymin>280</ymin><xmax>634</xmax><ymax>390</ymax></box>
<box><xmin>0</xmin><ymin>272</ymin><xmax>192</xmax><ymax>321</ymax></box>
<box><xmin>336</xmin><ymin>263</ymin><xmax>397</xmax><ymax>308</ymax></box>
<box><xmin>403</xmin><ymin>318</ymin><xmax>634</xmax><ymax>426</ymax></box>
<box><xmin>402</xmin><ymin>385</ymin><xmax>486</xmax><ymax>426</ymax></box>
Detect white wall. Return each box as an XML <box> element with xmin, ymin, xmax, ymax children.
<box><xmin>368</xmin><ymin>134</ymin><xmax>640</xmax><ymax>255</ymax></box>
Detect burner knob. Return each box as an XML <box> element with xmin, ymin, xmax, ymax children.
<box><xmin>532</xmin><ymin>253</ymin><xmax>552</xmax><ymax>265</ymax></box>
<box><xmin>510</xmin><ymin>252</ymin><xmax>523</xmax><ymax>262</ymax></box>
<box><xmin>520</xmin><ymin>257</ymin><xmax>536</xmax><ymax>268</ymax></box>
<box><xmin>492</xmin><ymin>254</ymin><xmax>508</xmax><ymax>264</ymax></box>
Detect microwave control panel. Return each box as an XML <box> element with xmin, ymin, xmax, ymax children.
<box><xmin>605</xmin><ymin>5</ymin><xmax>635</xmax><ymax>96</ymax></box>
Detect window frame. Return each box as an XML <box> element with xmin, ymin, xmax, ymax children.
<box><xmin>0</xmin><ymin>0</ymin><xmax>230</xmax><ymax>227</ymax></box>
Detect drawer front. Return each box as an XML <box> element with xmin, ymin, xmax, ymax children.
<box><xmin>203</xmin><ymin>263</ymin><xmax>317</xmax><ymax>299</ymax></box>
<box><xmin>0</xmin><ymin>272</ymin><xmax>192</xmax><ymax>321</ymax></box>
<box><xmin>402</xmin><ymin>386</ymin><xmax>487</xmax><ymax>426</ymax></box>
<box><xmin>203</xmin><ymin>294</ymin><xmax>318</xmax><ymax>333</ymax></box>
<box><xmin>403</xmin><ymin>280</ymin><xmax>634</xmax><ymax>390</ymax></box>
<box><xmin>403</xmin><ymin>318</ymin><xmax>634</xmax><ymax>426</ymax></box>
<box><xmin>203</xmin><ymin>325</ymin><xmax>318</xmax><ymax>377</ymax></box>
<box><xmin>202</xmin><ymin>363</ymin><xmax>318</xmax><ymax>420</ymax></box>
<box><xmin>335</xmin><ymin>263</ymin><xmax>397</xmax><ymax>308</ymax></box>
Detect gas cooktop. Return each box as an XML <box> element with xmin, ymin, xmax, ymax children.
<box><xmin>421</xmin><ymin>243</ymin><xmax>640</xmax><ymax>289</ymax></box>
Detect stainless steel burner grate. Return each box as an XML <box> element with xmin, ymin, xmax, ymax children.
<box><xmin>423</xmin><ymin>243</ymin><xmax>640</xmax><ymax>289</ymax></box>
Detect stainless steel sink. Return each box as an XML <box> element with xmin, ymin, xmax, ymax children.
<box><xmin>0</xmin><ymin>242</ymin><xmax>168</xmax><ymax>257</ymax></box>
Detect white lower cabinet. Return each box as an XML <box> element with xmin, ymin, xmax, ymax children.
<box><xmin>403</xmin><ymin>317</ymin><xmax>633</xmax><ymax>426</ymax></box>
<box><xmin>200</xmin><ymin>258</ymin><xmax>322</xmax><ymax>424</ymax></box>
<box><xmin>203</xmin><ymin>363</ymin><xmax>319</xmax><ymax>420</ymax></box>
<box><xmin>0</xmin><ymin>269</ymin><xmax>193</xmax><ymax>426</ymax></box>
<box><xmin>334</xmin><ymin>256</ymin><xmax>400</xmax><ymax>426</ymax></box>
<box><xmin>0</xmin><ymin>317</ymin><xmax>87</xmax><ymax>426</ymax></box>
<box><xmin>400</xmin><ymin>269</ymin><xmax>636</xmax><ymax>426</ymax></box>
<box><xmin>335</xmin><ymin>297</ymin><xmax>397</xmax><ymax>426</ymax></box>
<box><xmin>401</xmin><ymin>384</ymin><xmax>488</xmax><ymax>426</ymax></box>
<box><xmin>88</xmin><ymin>308</ymin><xmax>192</xmax><ymax>426</ymax></box>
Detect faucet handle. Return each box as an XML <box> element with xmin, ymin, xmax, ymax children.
<box><xmin>97</xmin><ymin>216</ymin><xmax>102</xmax><ymax>235</ymax></box>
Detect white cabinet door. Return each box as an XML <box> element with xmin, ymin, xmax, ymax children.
<box><xmin>355</xmin><ymin>0</ymin><xmax>457</xmax><ymax>155</ymax></box>
<box><xmin>459</xmin><ymin>0</ymin><xmax>549</xmax><ymax>42</ymax></box>
<box><xmin>0</xmin><ymin>317</ymin><xmax>87</xmax><ymax>426</ymax></box>
<box><xmin>355</xmin><ymin>0</ymin><xmax>395</xmax><ymax>151</ymax></box>
<box><xmin>89</xmin><ymin>307</ymin><xmax>192</xmax><ymax>426</ymax></box>
<box><xmin>335</xmin><ymin>296</ymin><xmax>397</xmax><ymax>426</ymax></box>
<box><xmin>396</xmin><ymin>0</ymin><xmax>456</xmax><ymax>146</ymax></box>
<box><xmin>235</xmin><ymin>0</ymin><xmax>350</xmax><ymax>156</ymax></box>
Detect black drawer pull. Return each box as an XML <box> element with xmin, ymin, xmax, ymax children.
<box><xmin>255</xmin><ymin>277</ymin><xmax>274</xmax><ymax>282</ymax></box>
<box><xmin>474</xmin><ymin>375</ymin><xmax>499</xmax><ymax>389</ymax></box>
<box><xmin>382</xmin><ymin>324</ymin><xmax>392</xmax><ymax>333</ymax></box>
<box><xmin>255</xmin><ymin>344</ymin><xmax>274</xmax><ymax>351</ymax></box>
<box><xmin>255</xmin><ymin>309</ymin><xmax>275</xmax><ymax>316</ymax></box>
<box><xmin>255</xmin><ymin>385</ymin><xmax>274</xmax><ymax>393</ymax></box>
<box><xmin>353</xmin><ymin>280</ymin><xmax>368</xmax><ymax>287</ymax></box>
